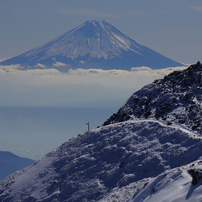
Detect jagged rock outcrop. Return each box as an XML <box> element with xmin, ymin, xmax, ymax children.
<box><xmin>104</xmin><ymin>62</ymin><xmax>202</xmax><ymax>134</ymax></box>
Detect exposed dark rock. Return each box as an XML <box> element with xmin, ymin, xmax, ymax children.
<box><xmin>103</xmin><ymin>62</ymin><xmax>202</xmax><ymax>134</ymax></box>
<box><xmin>188</xmin><ymin>169</ymin><xmax>202</xmax><ymax>185</ymax></box>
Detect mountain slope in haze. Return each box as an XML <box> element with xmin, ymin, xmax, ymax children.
<box><xmin>0</xmin><ymin>63</ymin><xmax>201</xmax><ymax>201</ymax></box>
<box><xmin>0</xmin><ymin>120</ymin><xmax>201</xmax><ymax>201</ymax></box>
<box><xmin>0</xmin><ymin>151</ymin><xmax>35</xmax><ymax>181</ymax></box>
<box><xmin>104</xmin><ymin>61</ymin><xmax>202</xmax><ymax>134</ymax></box>
<box><xmin>0</xmin><ymin>20</ymin><xmax>183</xmax><ymax>71</ymax></box>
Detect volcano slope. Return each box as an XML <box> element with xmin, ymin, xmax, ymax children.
<box><xmin>0</xmin><ymin>20</ymin><xmax>182</xmax><ymax>71</ymax></box>
<box><xmin>0</xmin><ymin>62</ymin><xmax>202</xmax><ymax>201</ymax></box>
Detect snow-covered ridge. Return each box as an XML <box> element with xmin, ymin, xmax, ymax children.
<box><xmin>99</xmin><ymin>159</ymin><xmax>202</xmax><ymax>202</ymax></box>
<box><xmin>0</xmin><ymin>119</ymin><xmax>202</xmax><ymax>201</ymax></box>
<box><xmin>1</xmin><ymin>63</ymin><xmax>202</xmax><ymax>201</ymax></box>
<box><xmin>104</xmin><ymin>61</ymin><xmax>202</xmax><ymax>134</ymax></box>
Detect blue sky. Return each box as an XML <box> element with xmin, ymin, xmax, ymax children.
<box><xmin>1</xmin><ymin>0</ymin><xmax>202</xmax><ymax>64</ymax></box>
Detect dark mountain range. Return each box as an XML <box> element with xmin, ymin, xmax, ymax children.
<box><xmin>0</xmin><ymin>63</ymin><xmax>201</xmax><ymax>201</ymax></box>
<box><xmin>0</xmin><ymin>20</ymin><xmax>183</xmax><ymax>71</ymax></box>
<box><xmin>0</xmin><ymin>151</ymin><xmax>35</xmax><ymax>181</ymax></box>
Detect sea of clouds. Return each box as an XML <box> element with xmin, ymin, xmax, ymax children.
<box><xmin>0</xmin><ymin>64</ymin><xmax>187</xmax><ymax>108</ymax></box>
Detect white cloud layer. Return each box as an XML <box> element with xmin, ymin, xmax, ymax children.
<box><xmin>0</xmin><ymin>64</ymin><xmax>187</xmax><ymax>86</ymax></box>
<box><xmin>0</xmin><ymin>65</ymin><xmax>188</xmax><ymax>107</ymax></box>
<box><xmin>53</xmin><ymin>61</ymin><xmax>66</xmax><ymax>67</ymax></box>
<box><xmin>34</xmin><ymin>63</ymin><xmax>46</xmax><ymax>68</ymax></box>
<box><xmin>65</xmin><ymin>66</ymin><xmax>187</xmax><ymax>88</ymax></box>
<box><xmin>52</xmin><ymin>57</ymin><xmax>66</xmax><ymax>67</ymax></box>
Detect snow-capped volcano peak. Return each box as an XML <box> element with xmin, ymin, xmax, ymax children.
<box><xmin>0</xmin><ymin>20</ymin><xmax>183</xmax><ymax>70</ymax></box>
<box><xmin>15</xmin><ymin>20</ymin><xmax>143</xmax><ymax>60</ymax></box>
<box><xmin>41</xmin><ymin>20</ymin><xmax>141</xmax><ymax>60</ymax></box>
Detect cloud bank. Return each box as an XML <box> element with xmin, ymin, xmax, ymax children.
<box><xmin>0</xmin><ymin>64</ymin><xmax>187</xmax><ymax>87</ymax></box>
<box><xmin>0</xmin><ymin>65</ymin><xmax>187</xmax><ymax>107</ymax></box>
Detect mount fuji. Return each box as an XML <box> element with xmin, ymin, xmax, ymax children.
<box><xmin>0</xmin><ymin>20</ymin><xmax>183</xmax><ymax>71</ymax></box>
<box><xmin>0</xmin><ymin>62</ymin><xmax>202</xmax><ymax>201</ymax></box>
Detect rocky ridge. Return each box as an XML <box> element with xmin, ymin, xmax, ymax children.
<box><xmin>104</xmin><ymin>62</ymin><xmax>202</xmax><ymax>134</ymax></box>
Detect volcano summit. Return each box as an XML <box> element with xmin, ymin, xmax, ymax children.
<box><xmin>0</xmin><ymin>20</ymin><xmax>183</xmax><ymax>71</ymax></box>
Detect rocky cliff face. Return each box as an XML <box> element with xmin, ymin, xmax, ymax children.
<box><xmin>104</xmin><ymin>62</ymin><xmax>202</xmax><ymax>134</ymax></box>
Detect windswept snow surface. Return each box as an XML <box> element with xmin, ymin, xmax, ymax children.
<box><xmin>0</xmin><ymin>20</ymin><xmax>182</xmax><ymax>70</ymax></box>
<box><xmin>99</xmin><ymin>160</ymin><xmax>202</xmax><ymax>202</ymax></box>
<box><xmin>0</xmin><ymin>119</ymin><xmax>202</xmax><ymax>201</ymax></box>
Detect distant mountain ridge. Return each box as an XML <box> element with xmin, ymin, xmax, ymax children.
<box><xmin>0</xmin><ymin>20</ymin><xmax>183</xmax><ymax>71</ymax></box>
<box><xmin>0</xmin><ymin>151</ymin><xmax>35</xmax><ymax>181</ymax></box>
<box><xmin>0</xmin><ymin>63</ymin><xmax>201</xmax><ymax>201</ymax></box>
